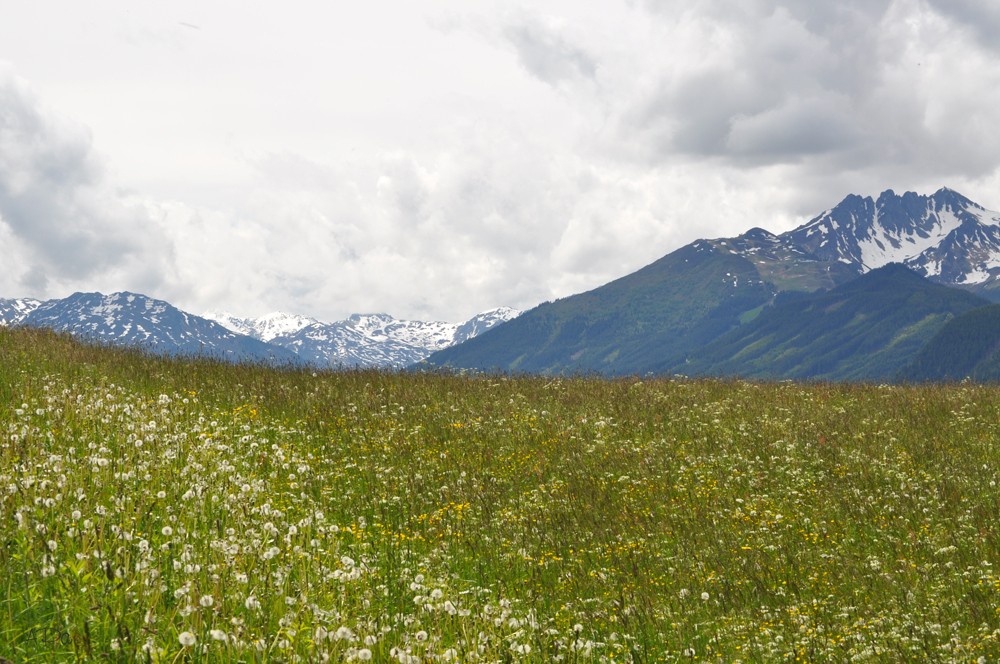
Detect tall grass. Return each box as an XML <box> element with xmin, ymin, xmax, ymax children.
<box><xmin>1</xmin><ymin>326</ymin><xmax>999</xmax><ymax>662</ymax></box>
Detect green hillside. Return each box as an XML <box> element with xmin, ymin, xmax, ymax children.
<box><xmin>900</xmin><ymin>303</ymin><xmax>1000</xmax><ymax>381</ymax></box>
<box><xmin>425</xmin><ymin>242</ymin><xmax>776</xmax><ymax>374</ymax></box>
<box><xmin>661</xmin><ymin>264</ymin><xmax>989</xmax><ymax>380</ymax></box>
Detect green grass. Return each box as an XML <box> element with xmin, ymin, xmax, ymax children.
<box><xmin>2</xmin><ymin>327</ymin><xmax>1000</xmax><ymax>662</ymax></box>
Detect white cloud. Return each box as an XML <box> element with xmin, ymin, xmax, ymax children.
<box><xmin>1</xmin><ymin>1</ymin><xmax>1000</xmax><ymax>323</ymax></box>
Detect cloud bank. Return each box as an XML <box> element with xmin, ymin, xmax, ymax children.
<box><xmin>1</xmin><ymin>0</ymin><xmax>999</xmax><ymax>322</ymax></box>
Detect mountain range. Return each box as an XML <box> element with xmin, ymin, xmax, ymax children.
<box><xmin>426</xmin><ymin>187</ymin><xmax>1000</xmax><ymax>379</ymax></box>
<box><xmin>201</xmin><ymin>307</ymin><xmax>520</xmax><ymax>367</ymax></box>
<box><xmin>5</xmin><ymin>187</ymin><xmax>1000</xmax><ymax>381</ymax></box>
<box><xmin>0</xmin><ymin>292</ymin><xmax>519</xmax><ymax>368</ymax></box>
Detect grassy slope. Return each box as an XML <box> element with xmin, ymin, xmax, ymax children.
<box><xmin>663</xmin><ymin>264</ymin><xmax>989</xmax><ymax>380</ymax></box>
<box><xmin>901</xmin><ymin>303</ymin><xmax>1000</xmax><ymax>381</ymax></box>
<box><xmin>425</xmin><ymin>243</ymin><xmax>773</xmax><ymax>375</ymax></box>
<box><xmin>3</xmin><ymin>328</ymin><xmax>1000</xmax><ymax>662</ymax></box>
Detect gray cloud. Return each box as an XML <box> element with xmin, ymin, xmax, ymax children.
<box><xmin>500</xmin><ymin>14</ymin><xmax>598</xmax><ymax>85</ymax></box>
<box><xmin>0</xmin><ymin>64</ymin><xmax>172</xmax><ymax>297</ymax></box>
<box><xmin>925</xmin><ymin>0</ymin><xmax>1000</xmax><ymax>51</ymax></box>
<box><xmin>591</xmin><ymin>0</ymin><xmax>1000</xmax><ymax>195</ymax></box>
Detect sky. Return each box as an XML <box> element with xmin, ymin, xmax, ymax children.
<box><xmin>2</xmin><ymin>0</ymin><xmax>1000</xmax><ymax>323</ymax></box>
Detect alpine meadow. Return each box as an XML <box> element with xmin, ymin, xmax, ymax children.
<box><xmin>3</xmin><ymin>327</ymin><xmax>1000</xmax><ymax>663</ymax></box>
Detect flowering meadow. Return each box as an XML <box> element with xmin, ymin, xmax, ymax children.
<box><xmin>2</xmin><ymin>327</ymin><xmax>1000</xmax><ymax>663</ymax></box>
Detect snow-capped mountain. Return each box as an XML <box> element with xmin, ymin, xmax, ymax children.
<box><xmin>1</xmin><ymin>292</ymin><xmax>300</xmax><ymax>363</ymax></box>
<box><xmin>703</xmin><ymin>188</ymin><xmax>1000</xmax><ymax>299</ymax></box>
<box><xmin>200</xmin><ymin>311</ymin><xmax>319</xmax><ymax>343</ymax></box>
<box><xmin>203</xmin><ymin>307</ymin><xmax>521</xmax><ymax>368</ymax></box>
<box><xmin>0</xmin><ymin>298</ymin><xmax>42</xmax><ymax>325</ymax></box>
<box><xmin>786</xmin><ymin>188</ymin><xmax>1000</xmax><ymax>275</ymax></box>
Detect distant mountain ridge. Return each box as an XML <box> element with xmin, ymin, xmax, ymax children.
<box><xmin>202</xmin><ymin>307</ymin><xmax>521</xmax><ymax>367</ymax></box>
<box><xmin>0</xmin><ymin>292</ymin><xmax>299</xmax><ymax>363</ymax></box>
<box><xmin>426</xmin><ymin>187</ymin><xmax>1000</xmax><ymax>376</ymax></box>
<box><xmin>0</xmin><ymin>292</ymin><xmax>520</xmax><ymax>368</ymax></box>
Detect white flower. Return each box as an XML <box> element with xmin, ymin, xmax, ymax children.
<box><xmin>341</xmin><ymin>556</ymin><xmax>355</xmax><ymax>569</ymax></box>
<box><xmin>335</xmin><ymin>626</ymin><xmax>354</xmax><ymax>641</ymax></box>
<box><xmin>415</xmin><ymin>630</ymin><xmax>428</xmax><ymax>642</ymax></box>
<box><xmin>210</xmin><ymin>629</ymin><xmax>227</xmax><ymax>642</ymax></box>
<box><xmin>442</xmin><ymin>648</ymin><xmax>458</xmax><ymax>660</ymax></box>
<box><xmin>357</xmin><ymin>649</ymin><xmax>373</xmax><ymax>661</ymax></box>
<box><xmin>47</xmin><ymin>540</ymin><xmax>58</xmax><ymax>552</ymax></box>
<box><xmin>178</xmin><ymin>631</ymin><xmax>196</xmax><ymax>647</ymax></box>
<box><xmin>315</xmin><ymin>626</ymin><xmax>328</xmax><ymax>641</ymax></box>
<box><xmin>71</xmin><ymin>510</ymin><xmax>81</xmax><ymax>520</ymax></box>
<box><xmin>678</xmin><ymin>588</ymin><xmax>690</xmax><ymax>599</ymax></box>
<box><xmin>245</xmin><ymin>596</ymin><xmax>260</xmax><ymax>610</ymax></box>
<box><xmin>701</xmin><ymin>592</ymin><xmax>710</xmax><ymax>601</ymax></box>
<box><xmin>157</xmin><ymin>491</ymin><xmax>166</xmax><ymax>499</ymax></box>
<box><xmin>161</xmin><ymin>526</ymin><xmax>173</xmax><ymax>537</ymax></box>
<box><xmin>430</xmin><ymin>588</ymin><xmax>443</xmax><ymax>599</ymax></box>
<box><xmin>364</xmin><ymin>635</ymin><xmax>377</xmax><ymax>646</ymax></box>
<box><xmin>200</xmin><ymin>595</ymin><xmax>214</xmax><ymax>608</ymax></box>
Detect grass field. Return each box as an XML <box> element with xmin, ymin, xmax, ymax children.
<box><xmin>2</xmin><ymin>327</ymin><xmax>1000</xmax><ymax>663</ymax></box>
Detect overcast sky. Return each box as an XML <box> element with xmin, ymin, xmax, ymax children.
<box><xmin>2</xmin><ymin>0</ymin><xmax>1000</xmax><ymax>322</ymax></box>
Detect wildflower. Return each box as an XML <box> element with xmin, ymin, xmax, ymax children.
<box><xmin>245</xmin><ymin>595</ymin><xmax>260</xmax><ymax>610</ymax></box>
<box><xmin>431</xmin><ymin>588</ymin><xmax>444</xmax><ymax>599</ymax></box>
<box><xmin>442</xmin><ymin>648</ymin><xmax>458</xmax><ymax>660</ymax></box>
<box><xmin>335</xmin><ymin>626</ymin><xmax>354</xmax><ymax>641</ymax></box>
<box><xmin>178</xmin><ymin>632</ymin><xmax>196</xmax><ymax>647</ymax></box>
<box><xmin>315</xmin><ymin>626</ymin><xmax>328</xmax><ymax>640</ymax></box>
<box><xmin>200</xmin><ymin>595</ymin><xmax>214</xmax><ymax>608</ymax></box>
<box><xmin>415</xmin><ymin>630</ymin><xmax>428</xmax><ymax>641</ymax></box>
<box><xmin>47</xmin><ymin>540</ymin><xmax>58</xmax><ymax>552</ymax></box>
<box><xmin>210</xmin><ymin>629</ymin><xmax>227</xmax><ymax>642</ymax></box>
<box><xmin>358</xmin><ymin>649</ymin><xmax>373</xmax><ymax>661</ymax></box>
<box><xmin>161</xmin><ymin>526</ymin><xmax>173</xmax><ymax>537</ymax></box>
<box><xmin>157</xmin><ymin>491</ymin><xmax>166</xmax><ymax>499</ymax></box>
<box><xmin>71</xmin><ymin>510</ymin><xmax>81</xmax><ymax>521</ymax></box>
<box><xmin>701</xmin><ymin>592</ymin><xmax>710</xmax><ymax>601</ymax></box>
<box><xmin>678</xmin><ymin>588</ymin><xmax>690</xmax><ymax>599</ymax></box>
